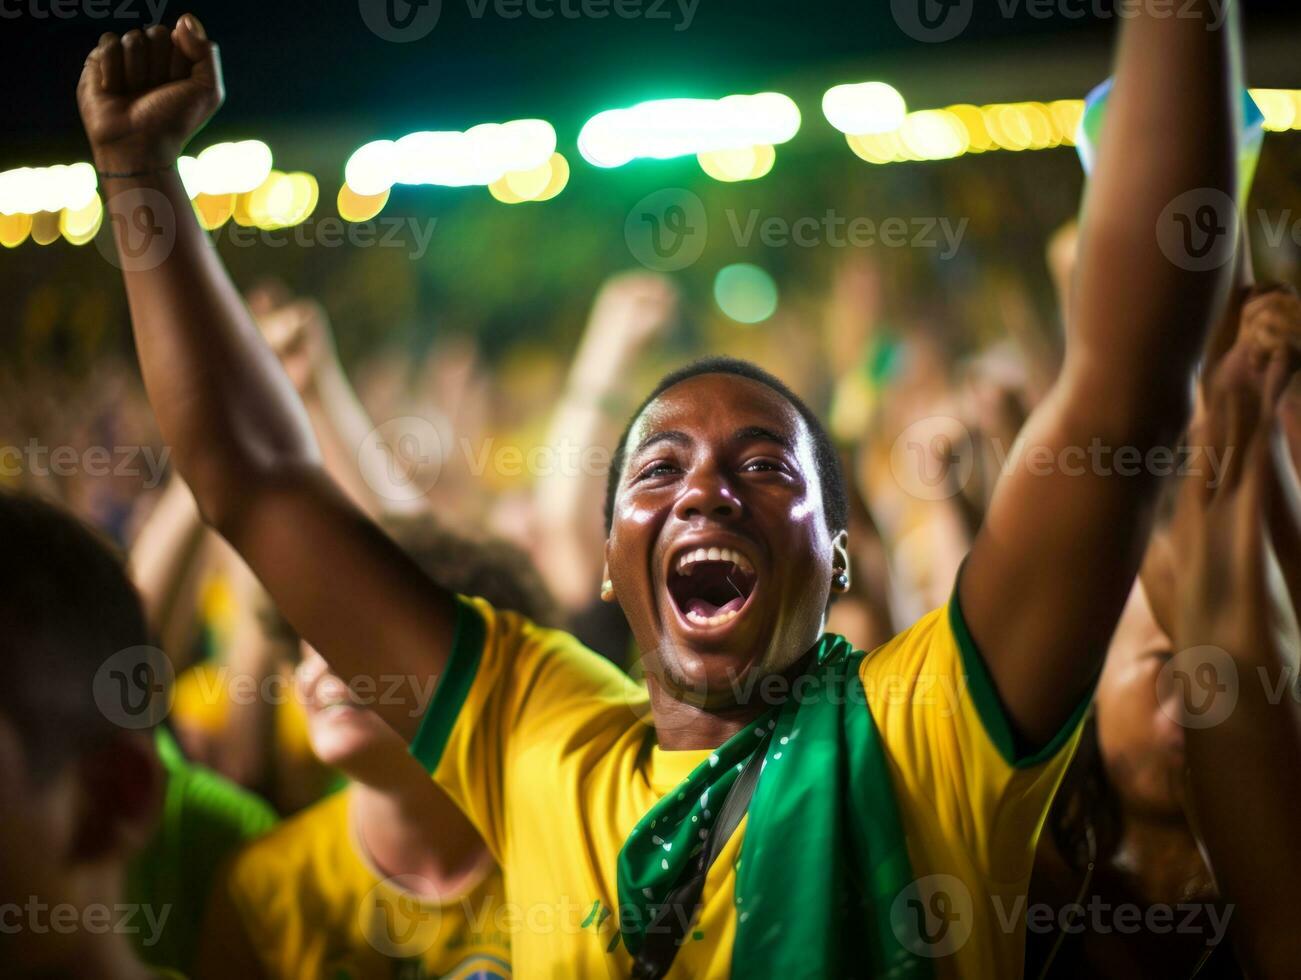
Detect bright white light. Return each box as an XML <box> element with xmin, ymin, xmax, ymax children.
<box><xmin>346</xmin><ymin>140</ymin><xmax>400</xmax><ymax>196</ymax></box>
<box><xmin>347</xmin><ymin>119</ymin><xmax>559</xmax><ymax>192</ymax></box>
<box><xmin>0</xmin><ymin>163</ymin><xmax>99</xmax><ymax>215</ymax></box>
<box><xmin>577</xmin><ymin>93</ymin><xmax>801</xmax><ymax>168</ymax></box>
<box><xmin>176</xmin><ymin>140</ymin><xmax>273</xmax><ymax>198</ymax></box>
<box><xmin>822</xmin><ymin>82</ymin><xmax>907</xmax><ymax>135</ymax></box>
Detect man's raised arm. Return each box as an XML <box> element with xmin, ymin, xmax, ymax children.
<box><xmin>78</xmin><ymin>16</ymin><xmax>455</xmax><ymax>741</ymax></box>
<box><xmin>960</xmin><ymin>0</ymin><xmax>1242</xmax><ymax>745</ymax></box>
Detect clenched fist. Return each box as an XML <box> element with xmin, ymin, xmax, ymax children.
<box><xmin>77</xmin><ymin>14</ymin><xmax>224</xmax><ymax>175</ymax></box>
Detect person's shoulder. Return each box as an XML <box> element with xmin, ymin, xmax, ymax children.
<box><xmin>224</xmin><ymin>790</ymin><xmax>349</xmax><ymax>900</ymax></box>
<box><xmin>861</xmin><ymin>604</ymin><xmax>952</xmax><ymax>667</ymax></box>
<box><xmin>463</xmin><ymin>594</ymin><xmax>643</xmax><ymax>698</ymax></box>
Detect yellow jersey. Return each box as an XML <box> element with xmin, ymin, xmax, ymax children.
<box><xmin>197</xmin><ymin>789</ymin><xmax>511</xmax><ymax>979</ymax></box>
<box><xmin>412</xmin><ymin>593</ymin><xmax>1086</xmax><ymax>978</ymax></box>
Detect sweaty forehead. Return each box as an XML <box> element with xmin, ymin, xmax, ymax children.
<box><xmin>628</xmin><ymin>373</ymin><xmax>810</xmax><ymax>453</ymax></box>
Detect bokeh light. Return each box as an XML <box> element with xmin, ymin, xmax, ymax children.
<box><xmin>178</xmin><ymin>141</ymin><xmax>273</xmax><ymax>198</ymax></box>
<box><xmin>346</xmin><ymin>120</ymin><xmax>557</xmax><ymax>195</ymax></box>
<box><xmin>0</xmin><ymin>212</ymin><xmax>33</xmax><ymax>247</ymax></box>
<box><xmin>59</xmin><ymin>193</ymin><xmax>104</xmax><ymax>244</ymax></box>
<box><xmin>488</xmin><ymin>153</ymin><xmax>570</xmax><ymax>204</ymax></box>
<box><xmin>578</xmin><ymin>93</ymin><xmax>799</xmax><ymax>168</ymax></box>
<box><xmin>337</xmin><ymin>184</ymin><xmax>391</xmax><ymax>222</ymax></box>
<box><xmin>713</xmin><ymin>263</ymin><xmax>778</xmax><ymax>324</ymax></box>
<box><xmin>822</xmin><ymin>82</ymin><xmax>906</xmax><ymax>135</ymax></box>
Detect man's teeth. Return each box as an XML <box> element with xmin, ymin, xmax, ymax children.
<box><xmin>675</xmin><ymin>546</ymin><xmax>754</xmax><ymax>575</ymax></box>
<box><xmin>685</xmin><ymin>607</ymin><xmax>741</xmax><ymax>627</ymax></box>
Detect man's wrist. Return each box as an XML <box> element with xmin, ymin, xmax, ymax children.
<box><xmin>91</xmin><ymin>143</ymin><xmax>179</xmax><ymax>181</ymax></box>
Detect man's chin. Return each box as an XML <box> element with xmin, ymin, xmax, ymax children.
<box><xmin>651</xmin><ymin>641</ymin><xmax>769</xmax><ymax>712</ymax></box>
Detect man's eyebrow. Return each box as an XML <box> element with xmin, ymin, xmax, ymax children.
<box><xmin>632</xmin><ymin>429</ymin><xmax>691</xmax><ymax>456</ymax></box>
<box><xmin>732</xmin><ymin>426</ymin><xmax>793</xmax><ymax>449</ymax></box>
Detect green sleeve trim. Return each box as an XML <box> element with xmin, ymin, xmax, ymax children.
<box><xmin>948</xmin><ymin>583</ymin><xmax>1092</xmax><ymax>770</ymax></box>
<box><xmin>409</xmin><ymin>597</ymin><xmax>487</xmax><ymax>774</ymax></box>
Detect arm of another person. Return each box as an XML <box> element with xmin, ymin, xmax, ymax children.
<box><xmin>1170</xmin><ymin>343</ymin><xmax>1301</xmax><ymax>978</ymax></box>
<box><xmin>78</xmin><ymin>18</ymin><xmax>453</xmax><ymax>742</ymax></box>
<box><xmin>533</xmin><ymin>272</ymin><xmax>678</xmax><ymax>611</ymax></box>
<box><xmin>960</xmin><ymin>0</ymin><xmax>1242</xmax><ymax>745</ymax></box>
<box><xmin>127</xmin><ymin>473</ymin><xmax>208</xmax><ymax>659</ymax></box>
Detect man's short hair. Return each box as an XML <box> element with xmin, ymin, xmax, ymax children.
<box><xmin>603</xmin><ymin>357</ymin><xmax>848</xmax><ymax>535</ymax></box>
<box><xmin>0</xmin><ymin>491</ymin><xmax>151</xmax><ymax>784</ymax></box>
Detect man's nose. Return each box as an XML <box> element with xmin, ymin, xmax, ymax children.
<box><xmin>674</xmin><ymin>465</ymin><xmax>744</xmax><ymax>522</ymax></box>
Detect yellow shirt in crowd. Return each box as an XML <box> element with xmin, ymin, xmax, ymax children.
<box><xmin>198</xmin><ymin>789</ymin><xmax>511</xmax><ymax>979</ymax></box>
<box><xmin>411</xmin><ymin>593</ymin><xmax>1087</xmax><ymax>979</ymax></box>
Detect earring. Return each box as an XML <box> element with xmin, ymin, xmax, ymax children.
<box><xmin>831</xmin><ymin>571</ymin><xmax>849</xmax><ymax>592</ymax></box>
<box><xmin>600</xmin><ymin>580</ymin><xmax>615</xmax><ymax>601</ymax></box>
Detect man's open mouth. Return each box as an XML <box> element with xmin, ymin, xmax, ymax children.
<box><xmin>666</xmin><ymin>546</ymin><xmax>758</xmax><ymax>629</ymax></box>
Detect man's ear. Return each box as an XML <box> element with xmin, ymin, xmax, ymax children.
<box><xmin>73</xmin><ymin>731</ymin><xmax>163</xmax><ymax>863</ymax></box>
<box><xmin>831</xmin><ymin>530</ymin><xmax>852</xmax><ymax>592</ymax></box>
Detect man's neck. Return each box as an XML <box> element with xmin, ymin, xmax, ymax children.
<box><xmin>1113</xmin><ymin>813</ymin><xmax>1213</xmax><ymax>904</ymax></box>
<box><xmin>648</xmin><ymin>646</ymin><xmax>818</xmax><ymax>750</ymax></box>
<box><xmin>348</xmin><ymin>774</ymin><xmax>491</xmax><ymax>898</ymax></box>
